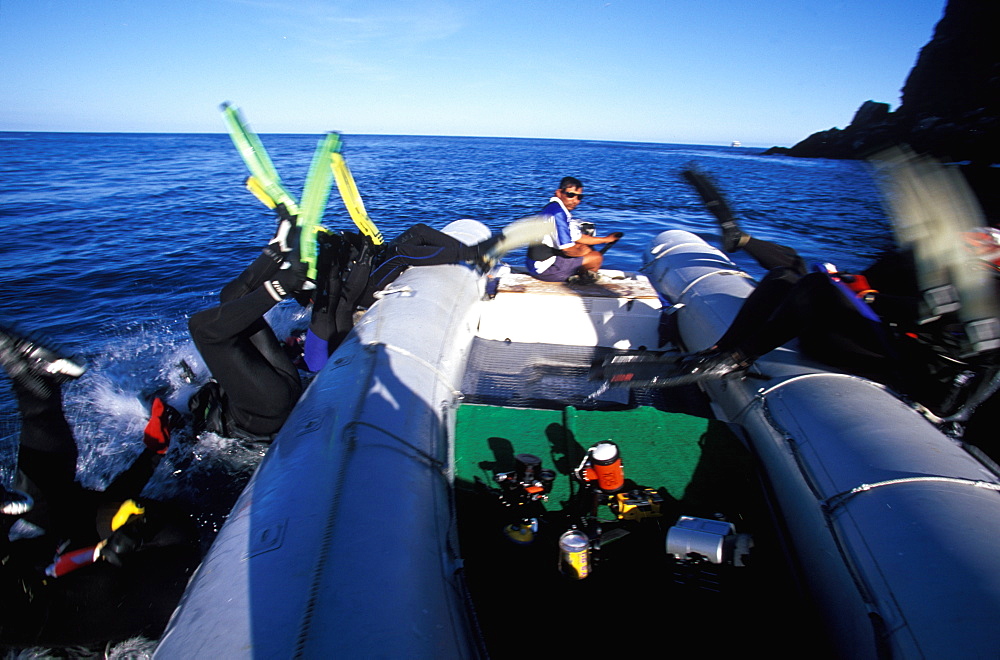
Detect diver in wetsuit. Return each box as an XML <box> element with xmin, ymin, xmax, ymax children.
<box><xmin>0</xmin><ymin>326</ymin><xmax>198</xmax><ymax>648</ymax></box>
<box><xmin>190</xmin><ymin>210</ymin><xmax>512</xmax><ymax>407</ymax></box>
<box><xmin>607</xmin><ymin>167</ymin><xmax>1000</xmax><ymax>421</ymax></box>
<box><xmin>187</xmin><ymin>212</ymin><xmax>310</xmax><ymax>440</ymax></box>
<box><xmin>361</xmin><ymin>223</ymin><xmax>505</xmax><ymax>304</ymax></box>
<box><xmin>302</xmin><ymin>222</ymin><xmax>510</xmax><ymax>371</ymax></box>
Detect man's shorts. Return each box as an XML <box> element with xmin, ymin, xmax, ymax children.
<box><xmin>530</xmin><ymin>255</ymin><xmax>585</xmax><ymax>282</ymax></box>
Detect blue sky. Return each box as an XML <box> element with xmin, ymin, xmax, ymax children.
<box><xmin>1</xmin><ymin>0</ymin><xmax>946</xmax><ymax>146</ymax></box>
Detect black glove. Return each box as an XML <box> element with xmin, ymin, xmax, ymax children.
<box><xmin>101</xmin><ymin>514</ymin><xmax>146</xmax><ymax>567</ymax></box>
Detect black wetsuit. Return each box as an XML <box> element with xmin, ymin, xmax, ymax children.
<box><xmin>298</xmin><ymin>225</ymin><xmax>485</xmax><ymax>372</ymax></box>
<box><xmin>717</xmin><ymin>237</ymin><xmax>998</xmax><ymax>417</ymax></box>
<box><xmin>1</xmin><ymin>380</ymin><xmax>198</xmax><ymax>648</ymax></box>
<box><xmin>362</xmin><ymin>223</ymin><xmax>479</xmax><ymax>306</ymax></box>
<box><xmin>188</xmin><ymin>248</ymin><xmax>303</xmax><ymax>438</ymax></box>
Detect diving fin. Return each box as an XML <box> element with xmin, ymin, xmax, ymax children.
<box><xmin>330</xmin><ymin>133</ymin><xmax>384</xmax><ymax>245</ymax></box>
<box><xmin>598</xmin><ymin>351</ymin><xmax>756</xmax><ymax>388</ymax></box>
<box><xmin>484</xmin><ymin>215</ymin><xmax>557</xmax><ymax>264</ymax></box>
<box><xmin>245</xmin><ymin>176</ymin><xmax>279</xmax><ymax>209</ymax></box>
<box><xmin>220</xmin><ymin>102</ymin><xmax>300</xmax><ymax>215</ymax></box>
<box><xmin>297</xmin><ymin>133</ymin><xmax>339</xmax><ymax>279</ymax></box>
<box><xmin>222</xmin><ymin>105</ymin><xmax>341</xmax><ymax>281</ymax></box>
<box><xmin>681</xmin><ymin>166</ymin><xmax>747</xmax><ymax>253</ymax></box>
<box><xmin>873</xmin><ymin>147</ymin><xmax>1000</xmax><ymax>354</ymax></box>
<box><xmin>592</xmin><ymin>352</ymin><xmax>685</xmax><ymax>386</ymax></box>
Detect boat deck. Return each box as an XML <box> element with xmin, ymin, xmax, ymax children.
<box><xmin>452</xmin><ymin>403</ymin><xmax>821</xmax><ymax>657</ymax></box>
<box><xmin>453</xmin><ymin>269</ymin><xmax>825</xmax><ymax>657</ymax></box>
<box><xmin>478</xmin><ymin>271</ymin><xmax>663</xmax><ymax>350</ymax></box>
<box><xmin>493</xmin><ymin>271</ymin><xmax>661</xmax><ymax>299</ymax></box>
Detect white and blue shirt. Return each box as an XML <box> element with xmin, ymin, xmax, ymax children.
<box><xmin>527</xmin><ymin>197</ymin><xmax>581</xmax><ymax>274</ymax></box>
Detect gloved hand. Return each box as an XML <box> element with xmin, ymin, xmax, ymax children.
<box><xmin>101</xmin><ymin>519</ymin><xmax>144</xmax><ymax>567</ymax></box>
<box><xmin>100</xmin><ymin>500</ymin><xmax>147</xmax><ymax>567</ymax></box>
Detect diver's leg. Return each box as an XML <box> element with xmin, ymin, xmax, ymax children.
<box><xmin>220</xmin><ymin>246</ymin><xmax>284</xmax><ymax>303</ymax></box>
<box><xmin>0</xmin><ymin>327</ymin><xmax>87</xmax><ymax>531</ymax></box>
<box><xmin>12</xmin><ymin>379</ymin><xmax>78</xmax><ymax>523</ymax></box>
<box><xmin>741</xmin><ymin>237</ymin><xmax>807</xmax><ymax>274</ymax></box>
<box><xmin>102</xmin><ymin>398</ymin><xmax>182</xmax><ymax>501</ymax></box>
<box><xmin>712</xmin><ymin>268</ymin><xmax>803</xmax><ymax>357</ymax></box>
<box><xmin>189</xmin><ymin>286</ymin><xmax>302</xmax><ymax>436</ymax></box>
<box><xmin>790</xmin><ymin>273</ymin><xmax>895</xmax><ymax>379</ymax></box>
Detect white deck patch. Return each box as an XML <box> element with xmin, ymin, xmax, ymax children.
<box><xmin>476</xmin><ymin>271</ymin><xmax>663</xmax><ymax>349</ymax></box>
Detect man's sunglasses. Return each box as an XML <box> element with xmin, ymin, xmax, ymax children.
<box><xmin>561</xmin><ymin>190</ymin><xmax>585</xmax><ymax>200</ymax></box>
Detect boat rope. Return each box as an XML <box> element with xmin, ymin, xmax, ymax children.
<box><xmin>372</xmin><ymin>284</ymin><xmax>413</xmax><ymax>299</ymax></box>
<box><xmin>732</xmin><ymin>371</ymin><xmax>886</xmax><ymax>423</ymax></box>
<box><xmin>372</xmin><ymin>342</ymin><xmax>464</xmax><ymax>399</ymax></box>
<box><xmin>754</xmin><ymin>371</ymin><xmax>886</xmax><ymax>401</ymax></box>
<box><xmin>642</xmin><ymin>239</ymin><xmax>730</xmax><ymax>271</ymax></box>
<box><xmin>824</xmin><ymin>476</ymin><xmax>1000</xmax><ymax>512</ymax></box>
<box><xmin>648</xmin><ymin>239</ymin><xmax>727</xmax><ymax>260</ymax></box>
<box><xmin>344</xmin><ymin>420</ymin><xmax>449</xmax><ymax>471</ymax></box>
<box><xmin>676</xmin><ymin>269</ymin><xmax>754</xmax><ymax>300</ymax></box>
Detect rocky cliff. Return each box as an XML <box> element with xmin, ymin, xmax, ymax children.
<box><xmin>764</xmin><ymin>0</ymin><xmax>1000</xmax><ymax>166</ymax></box>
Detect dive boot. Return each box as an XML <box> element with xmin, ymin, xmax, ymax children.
<box><xmin>1</xmin><ymin>485</ymin><xmax>33</xmax><ymax>516</ymax></box>
<box><xmin>0</xmin><ymin>325</ymin><xmax>86</xmax><ymax>397</ymax></box>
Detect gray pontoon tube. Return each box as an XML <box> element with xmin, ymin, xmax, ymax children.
<box><xmin>647</xmin><ymin>229</ymin><xmax>1000</xmax><ymax>659</ymax></box>
<box><xmin>155</xmin><ymin>221</ymin><xmax>491</xmax><ymax>659</ymax></box>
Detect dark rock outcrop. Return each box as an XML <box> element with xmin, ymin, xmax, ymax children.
<box><xmin>765</xmin><ymin>0</ymin><xmax>1000</xmax><ymax>166</ymax></box>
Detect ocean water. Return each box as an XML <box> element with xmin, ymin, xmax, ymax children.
<box><xmin>0</xmin><ymin>131</ymin><xmax>892</xmax><ymax>539</ymax></box>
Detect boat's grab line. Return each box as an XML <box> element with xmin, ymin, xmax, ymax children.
<box><xmin>372</xmin><ymin>284</ymin><xmax>414</xmax><ymax>299</ymax></box>
<box><xmin>643</xmin><ymin>241</ymin><xmax>724</xmax><ymax>272</ymax></box>
<box><xmin>749</xmin><ymin>392</ymin><xmax>999</xmax><ymax>625</ymax></box>
<box><xmin>676</xmin><ymin>269</ymin><xmax>754</xmax><ymax>300</ymax></box>
<box><xmin>366</xmin><ymin>341</ymin><xmax>464</xmax><ymax>400</ymax></box>
<box><xmin>743</xmin><ymin>373</ymin><xmax>1000</xmax><ymax>512</ymax></box>
<box><xmin>746</xmin><ymin>396</ymin><xmax>887</xmax><ymax>625</ymax></box>
<box><xmin>731</xmin><ymin>372</ymin><xmax>887</xmax><ymax>424</ymax></box>
<box><xmin>344</xmin><ymin>419</ymin><xmax>449</xmax><ymax>470</ymax></box>
<box><xmin>824</xmin><ymin>476</ymin><xmax>1000</xmax><ymax>512</ymax></box>
<box><xmin>754</xmin><ymin>371</ymin><xmax>886</xmax><ymax>401</ymax></box>
<box><xmin>649</xmin><ymin>240</ymin><xmax>727</xmax><ymax>260</ymax></box>
<box><xmin>292</xmin><ymin>417</ymin><xmax>450</xmax><ymax>658</ymax></box>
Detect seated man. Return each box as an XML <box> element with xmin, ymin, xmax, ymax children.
<box><xmin>0</xmin><ymin>326</ymin><xmax>198</xmax><ymax>647</ymax></box>
<box><xmin>526</xmin><ymin>177</ymin><xmax>620</xmax><ymax>282</ymax></box>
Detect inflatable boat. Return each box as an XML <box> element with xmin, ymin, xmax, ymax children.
<box><xmin>156</xmin><ymin>223</ymin><xmax>1000</xmax><ymax>658</ymax></box>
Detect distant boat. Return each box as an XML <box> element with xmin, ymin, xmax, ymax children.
<box><xmin>731</xmin><ymin>140</ymin><xmax>742</xmax><ymax>147</ymax></box>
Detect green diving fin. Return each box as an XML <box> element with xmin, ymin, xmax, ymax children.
<box><xmin>296</xmin><ymin>133</ymin><xmax>339</xmax><ymax>279</ymax></box>
<box><xmin>330</xmin><ymin>133</ymin><xmax>384</xmax><ymax>245</ymax></box>
<box><xmin>221</xmin><ymin>102</ymin><xmax>300</xmax><ymax>216</ymax></box>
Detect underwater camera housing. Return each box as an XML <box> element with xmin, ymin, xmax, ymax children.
<box><xmin>665</xmin><ymin>516</ymin><xmax>753</xmax><ymax>591</ymax></box>
<box><xmin>494</xmin><ymin>453</ymin><xmax>556</xmax><ymax>507</ymax></box>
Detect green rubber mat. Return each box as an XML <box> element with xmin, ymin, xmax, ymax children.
<box><xmin>453</xmin><ymin>404</ymin><xmax>823</xmax><ymax>656</ymax></box>
<box><xmin>454</xmin><ymin>404</ymin><xmax>744</xmax><ymax>512</ymax></box>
